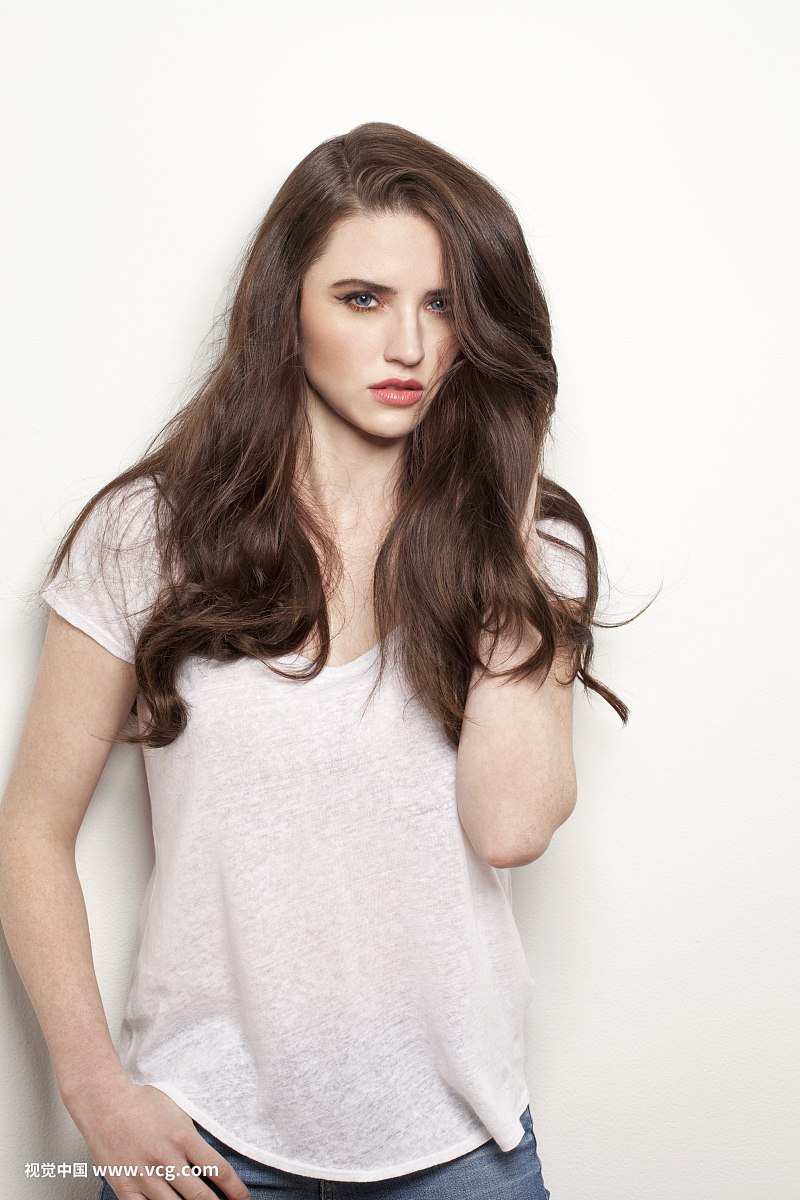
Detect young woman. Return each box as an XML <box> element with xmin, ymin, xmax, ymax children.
<box><xmin>0</xmin><ymin>123</ymin><xmax>625</xmax><ymax>1199</ymax></box>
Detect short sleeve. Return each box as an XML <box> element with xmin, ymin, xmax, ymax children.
<box><xmin>535</xmin><ymin>516</ymin><xmax>589</xmax><ymax>601</ymax></box>
<box><xmin>42</xmin><ymin>481</ymin><xmax>163</xmax><ymax>663</ymax></box>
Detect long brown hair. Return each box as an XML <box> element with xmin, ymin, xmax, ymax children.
<box><xmin>48</xmin><ymin>121</ymin><xmax>628</xmax><ymax>748</ymax></box>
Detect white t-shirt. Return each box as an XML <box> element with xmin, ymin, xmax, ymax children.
<box><xmin>42</xmin><ymin>481</ymin><xmax>586</xmax><ymax>1183</ymax></box>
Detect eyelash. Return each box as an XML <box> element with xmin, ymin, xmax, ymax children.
<box><xmin>337</xmin><ymin>291</ymin><xmax>450</xmax><ymax>315</ymax></box>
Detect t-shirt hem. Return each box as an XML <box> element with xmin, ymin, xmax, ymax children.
<box><xmin>41</xmin><ymin>589</ymin><xmax>134</xmax><ymax>663</ymax></box>
<box><xmin>147</xmin><ymin>1082</ymin><xmax>531</xmax><ymax>1183</ymax></box>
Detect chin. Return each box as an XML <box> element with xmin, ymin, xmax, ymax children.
<box><xmin>338</xmin><ymin>402</ymin><xmax>416</xmax><ymax>436</ymax></box>
<box><xmin>357</xmin><ymin>419</ymin><xmax>416</xmax><ymax>442</ymax></box>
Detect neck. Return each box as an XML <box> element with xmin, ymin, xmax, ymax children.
<box><xmin>299</xmin><ymin>391</ymin><xmax>407</xmax><ymax>531</ymax></box>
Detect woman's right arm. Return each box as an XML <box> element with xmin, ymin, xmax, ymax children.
<box><xmin>0</xmin><ymin>611</ymin><xmax>249</xmax><ymax>1200</ymax></box>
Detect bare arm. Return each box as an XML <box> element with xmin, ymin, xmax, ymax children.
<box><xmin>455</xmin><ymin>505</ymin><xmax>579</xmax><ymax>869</ymax></box>
<box><xmin>455</xmin><ymin>624</ymin><xmax>577</xmax><ymax>868</ymax></box>
<box><xmin>0</xmin><ymin>611</ymin><xmax>249</xmax><ymax>1200</ymax></box>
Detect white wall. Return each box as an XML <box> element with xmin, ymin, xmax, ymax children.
<box><xmin>1</xmin><ymin>2</ymin><xmax>797</xmax><ymax>1196</ymax></box>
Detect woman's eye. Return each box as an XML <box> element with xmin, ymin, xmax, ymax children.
<box><xmin>337</xmin><ymin>292</ymin><xmax>449</xmax><ymax>314</ymax></box>
<box><xmin>344</xmin><ymin>292</ymin><xmax>377</xmax><ymax>310</ymax></box>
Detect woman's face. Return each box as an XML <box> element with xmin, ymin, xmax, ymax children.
<box><xmin>298</xmin><ymin>210</ymin><xmax>458</xmax><ymax>444</ymax></box>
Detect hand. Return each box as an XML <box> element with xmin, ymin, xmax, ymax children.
<box><xmin>69</xmin><ymin>1076</ymin><xmax>250</xmax><ymax>1200</ymax></box>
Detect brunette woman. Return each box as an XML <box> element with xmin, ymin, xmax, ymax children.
<box><xmin>0</xmin><ymin>123</ymin><xmax>625</xmax><ymax>1200</ymax></box>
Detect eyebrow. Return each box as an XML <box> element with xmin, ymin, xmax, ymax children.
<box><xmin>331</xmin><ymin>277</ymin><xmax>449</xmax><ymax>297</ymax></box>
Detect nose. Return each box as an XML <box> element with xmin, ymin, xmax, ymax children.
<box><xmin>384</xmin><ymin>304</ymin><xmax>424</xmax><ymax>367</ymax></box>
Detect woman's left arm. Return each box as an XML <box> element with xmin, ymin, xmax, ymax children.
<box><xmin>456</xmin><ymin>502</ymin><xmax>580</xmax><ymax>869</ymax></box>
<box><xmin>455</xmin><ymin>625</ymin><xmax>577</xmax><ymax>869</ymax></box>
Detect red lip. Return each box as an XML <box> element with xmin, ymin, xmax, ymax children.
<box><xmin>371</xmin><ymin>378</ymin><xmax>424</xmax><ymax>390</ymax></box>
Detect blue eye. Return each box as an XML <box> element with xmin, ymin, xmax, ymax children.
<box><xmin>340</xmin><ymin>292</ymin><xmax>379</xmax><ymax>311</ymax></box>
<box><xmin>336</xmin><ymin>291</ymin><xmax>449</xmax><ymax>314</ymax></box>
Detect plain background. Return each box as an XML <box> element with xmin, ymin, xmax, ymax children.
<box><xmin>1</xmin><ymin>1</ymin><xmax>798</xmax><ymax>1197</ymax></box>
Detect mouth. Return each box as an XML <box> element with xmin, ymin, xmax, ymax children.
<box><xmin>368</xmin><ymin>378</ymin><xmax>425</xmax><ymax>408</ymax></box>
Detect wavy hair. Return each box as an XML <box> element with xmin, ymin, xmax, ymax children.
<box><xmin>49</xmin><ymin>121</ymin><xmax>628</xmax><ymax>748</ymax></box>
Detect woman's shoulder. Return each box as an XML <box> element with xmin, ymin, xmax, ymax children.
<box><xmin>535</xmin><ymin>516</ymin><xmax>588</xmax><ymax>602</ymax></box>
<box><xmin>43</xmin><ymin>475</ymin><xmax>166</xmax><ymax>662</ymax></box>
<box><xmin>532</xmin><ymin>477</ymin><xmax>594</xmax><ymax>602</ymax></box>
<box><xmin>57</xmin><ymin>474</ymin><xmax>169</xmax><ymax>584</ymax></box>
<box><xmin>88</xmin><ymin>474</ymin><xmax>163</xmax><ymax>552</ymax></box>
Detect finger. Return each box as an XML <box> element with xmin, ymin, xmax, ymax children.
<box><xmin>100</xmin><ymin>1156</ymin><xmax>246</xmax><ymax>1200</ymax></box>
<box><xmin>147</xmin><ymin>1165</ymin><xmax>245</xmax><ymax>1200</ymax></box>
<box><xmin>181</xmin><ymin>1132</ymin><xmax>250</xmax><ymax>1200</ymax></box>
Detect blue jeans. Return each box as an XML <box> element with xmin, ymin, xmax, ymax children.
<box><xmin>99</xmin><ymin>1106</ymin><xmax>549</xmax><ymax>1198</ymax></box>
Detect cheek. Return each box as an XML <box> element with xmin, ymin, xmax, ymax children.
<box><xmin>300</xmin><ymin>306</ymin><xmax>375</xmax><ymax>380</ymax></box>
<box><xmin>434</xmin><ymin>331</ymin><xmax>459</xmax><ymax>373</ymax></box>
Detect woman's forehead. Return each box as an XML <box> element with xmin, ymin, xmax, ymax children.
<box><xmin>309</xmin><ymin>210</ymin><xmax>445</xmax><ymax>284</ymax></box>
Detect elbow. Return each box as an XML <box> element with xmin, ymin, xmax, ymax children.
<box><xmin>484</xmin><ymin>832</ymin><xmax>557</xmax><ymax>870</ymax></box>
<box><xmin>484</xmin><ymin>836</ymin><xmax>553</xmax><ymax>870</ymax></box>
<box><xmin>482</xmin><ymin>779</ymin><xmax>578</xmax><ymax>870</ymax></box>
